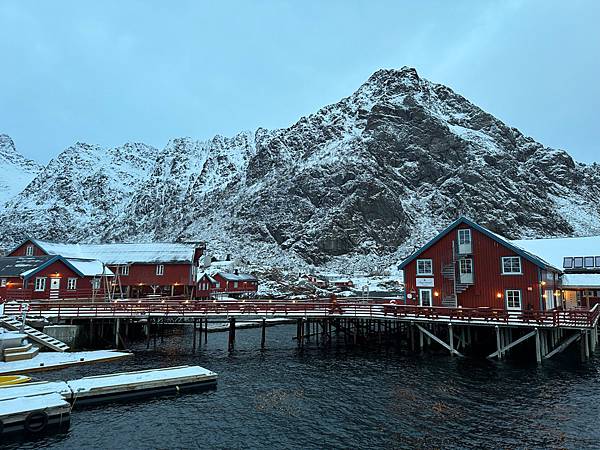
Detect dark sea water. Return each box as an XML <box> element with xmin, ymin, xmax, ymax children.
<box><xmin>4</xmin><ymin>324</ymin><xmax>600</xmax><ymax>450</ymax></box>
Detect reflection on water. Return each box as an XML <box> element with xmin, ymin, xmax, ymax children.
<box><xmin>4</xmin><ymin>324</ymin><xmax>600</xmax><ymax>449</ymax></box>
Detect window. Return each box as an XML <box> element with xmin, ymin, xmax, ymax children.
<box><xmin>574</xmin><ymin>257</ymin><xmax>584</xmax><ymax>269</ymax></box>
<box><xmin>156</xmin><ymin>264</ymin><xmax>164</xmax><ymax>276</ymax></box>
<box><xmin>458</xmin><ymin>229</ymin><xmax>471</xmax><ymax>245</ymax></box>
<box><xmin>419</xmin><ymin>289</ymin><xmax>432</xmax><ymax>307</ymax></box>
<box><xmin>501</xmin><ymin>256</ymin><xmax>522</xmax><ymax>274</ymax></box>
<box><xmin>584</xmin><ymin>257</ymin><xmax>595</xmax><ymax>268</ymax></box>
<box><xmin>215</xmin><ymin>282</ymin><xmax>220</xmax><ymax>289</ymax></box>
<box><xmin>596</xmin><ymin>257</ymin><xmax>600</xmax><ymax>268</ymax></box>
<box><xmin>91</xmin><ymin>278</ymin><xmax>100</xmax><ymax>289</ymax></box>
<box><xmin>505</xmin><ymin>289</ymin><xmax>522</xmax><ymax>310</ymax></box>
<box><xmin>119</xmin><ymin>265</ymin><xmax>129</xmax><ymax>276</ymax></box>
<box><xmin>563</xmin><ymin>257</ymin><xmax>573</xmax><ymax>269</ymax></box>
<box><xmin>67</xmin><ymin>278</ymin><xmax>77</xmax><ymax>290</ymax></box>
<box><xmin>0</xmin><ymin>278</ymin><xmax>6</xmax><ymax>287</ymax></box>
<box><xmin>416</xmin><ymin>259</ymin><xmax>433</xmax><ymax>275</ymax></box>
<box><xmin>26</xmin><ymin>245</ymin><xmax>34</xmax><ymax>256</ymax></box>
<box><xmin>34</xmin><ymin>277</ymin><xmax>46</xmax><ymax>291</ymax></box>
<box><xmin>233</xmin><ymin>281</ymin><xmax>239</xmax><ymax>288</ymax></box>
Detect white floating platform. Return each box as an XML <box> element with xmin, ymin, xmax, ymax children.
<box><xmin>67</xmin><ymin>365</ymin><xmax>218</xmax><ymax>405</ymax></box>
<box><xmin>0</xmin><ymin>392</ymin><xmax>71</xmax><ymax>436</ymax></box>
<box><xmin>0</xmin><ymin>366</ymin><xmax>217</xmax><ymax>408</ymax></box>
<box><xmin>0</xmin><ymin>350</ymin><xmax>132</xmax><ymax>376</ymax></box>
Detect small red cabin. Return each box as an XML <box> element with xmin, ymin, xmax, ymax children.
<box><xmin>0</xmin><ymin>255</ymin><xmax>112</xmax><ymax>301</ymax></box>
<box><xmin>197</xmin><ymin>272</ymin><xmax>258</xmax><ymax>299</ymax></box>
<box><xmin>399</xmin><ymin>217</ymin><xmax>563</xmax><ymax>311</ymax></box>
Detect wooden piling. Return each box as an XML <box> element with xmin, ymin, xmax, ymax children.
<box><xmin>261</xmin><ymin>318</ymin><xmax>266</xmax><ymax>349</ymax></box>
<box><xmin>228</xmin><ymin>317</ymin><xmax>236</xmax><ymax>351</ymax></box>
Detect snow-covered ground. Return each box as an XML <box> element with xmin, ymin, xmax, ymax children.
<box><xmin>0</xmin><ymin>350</ymin><xmax>132</xmax><ymax>375</ymax></box>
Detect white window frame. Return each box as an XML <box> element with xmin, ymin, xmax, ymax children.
<box><xmin>501</xmin><ymin>256</ymin><xmax>522</xmax><ymax>275</ymax></box>
<box><xmin>574</xmin><ymin>257</ymin><xmax>584</xmax><ymax>269</ymax></box>
<box><xmin>91</xmin><ymin>278</ymin><xmax>100</xmax><ymax>290</ymax></box>
<box><xmin>458</xmin><ymin>229</ymin><xmax>471</xmax><ymax>245</ymax></box>
<box><xmin>119</xmin><ymin>265</ymin><xmax>130</xmax><ymax>276</ymax></box>
<box><xmin>26</xmin><ymin>245</ymin><xmax>34</xmax><ymax>256</ymax></box>
<box><xmin>563</xmin><ymin>257</ymin><xmax>573</xmax><ymax>269</ymax></box>
<box><xmin>419</xmin><ymin>288</ymin><xmax>433</xmax><ymax>307</ymax></box>
<box><xmin>156</xmin><ymin>264</ymin><xmax>164</xmax><ymax>276</ymax></box>
<box><xmin>416</xmin><ymin>259</ymin><xmax>433</xmax><ymax>276</ymax></box>
<box><xmin>233</xmin><ymin>281</ymin><xmax>239</xmax><ymax>288</ymax></box>
<box><xmin>584</xmin><ymin>257</ymin><xmax>595</xmax><ymax>268</ymax></box>
<box><xmin>67</xmin><ymin>278</ymin><xmax>77</xmax><ymax>290</ymax></box>
<box><xmin>34</xmin><ymin>277</ymin><xmax>46</xmax><ymax>292</ymax></box>
<box><xmin>0</xmin><ymin>278</ymin><xmax>6</xmax><ymax>287</ymax></box>
<box><xmin>505</xmin><ymin>289</ymin><xmax>522</xmax><ymax>310</ymax></box>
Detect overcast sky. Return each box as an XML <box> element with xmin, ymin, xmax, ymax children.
<box><xmin>1</xmin><ymin>1</ymin><xmax>598</xmax><ymax>163</ymax></box>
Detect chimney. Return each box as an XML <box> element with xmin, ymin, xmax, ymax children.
<box><xmin>234</xmin><ymin>269</ymin><xmax>239</xmax><ymax>275</ymax></box>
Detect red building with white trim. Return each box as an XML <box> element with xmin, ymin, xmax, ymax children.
<box><xmin>197</xmin><ymin>272</ymin><xmax>258</xmax><ymax>299</ymax></box>
<box><xmin>0</xmin><ymin>255</ymin><xmax>112</xmax><ymax>301</ymax></box>
<box><xmin>399</xmin><ymin>217</ymin><xmax>563</xmax><ymax>311</ymax></box>
<box><xmin>8</xmin><ymin>238</ymin><xmax>205</xmax><ymax>298</ymax></box>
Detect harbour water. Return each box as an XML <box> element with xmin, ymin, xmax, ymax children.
<box><xmin>4</xmin><ymin>324</ymin><xmax>600</xmax><ymax>449</ymax></box>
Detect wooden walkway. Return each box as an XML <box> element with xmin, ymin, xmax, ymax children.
<box><xmin>2</xmin><ymin>300</ymin><xmax>599</xmax><ymax>330</ymax></box>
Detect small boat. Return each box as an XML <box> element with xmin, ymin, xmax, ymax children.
<box><xmin>0</xmin><ymin>375</ymin><xmax>31</xmax><ymax>387</ymax></box>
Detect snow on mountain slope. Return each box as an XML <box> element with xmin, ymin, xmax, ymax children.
<box><xmin>0</xmin><ymin>134</ymin><xmax>42</xmax><ymax>207</ymax></box>
<box><xmin>1</xmin><ymin>67</ymin><xmax>600</xmax><ymax>273</ymax></box>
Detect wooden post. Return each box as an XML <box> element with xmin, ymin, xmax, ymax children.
<box><xmin>228</xmin><ymin>317</ymin><xmax>236</xmax><ymax>351</ymax></box>
<box><xmin>448</xmin><ymin>323</ymin><xmax>454</xmax><ymax>356</ymax></box>
<box><xmin>261</xmin><ymin>318</ymin><xmax>266</xmax><ymax>349</ymax></box>
<box><xmin>418</xmin><ymin>327</ymin><xmax>424</xmax><ymax>351</ymax></box>
<box><xmin>305</xmin><ymin>319</ymin><xmax>310</xmax><ymax>342</ymax></box>
<box><xmin>192</xmin><ymin>318</ymin><xmax>197</xmax><ymax>352</ymax></box>
<box><xmin>495</xmin><ymin>326</ymin><xmax>502</xmax><ymax>360</ymax></box>
<box><xmin>115</xmin><ymin>318</ymin><xmax>120</xmax><ymax>349</ymax></box>
<box><xmin>535</xmin><ymin>328</ymin><xmax>542</xmax><ymax>364</ymax></box>
<box><xmin>584</xmin><ymin>330</ymin><xmax>590</xmax><ymax>360</ymax></box>
<box><xmin>204</xmin><ymin>318</ymin><xmax>208</xmax><ymax>343</ymax></box>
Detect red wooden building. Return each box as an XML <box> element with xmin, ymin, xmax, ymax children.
<box><xmin>8</xmin><ymin>238</ymin><xmax>205</xmax><ymax>298</ymax></box>
<box><xmin>399</xmin><ymin>217</ymin><xmax>563</xmax><ymax>311</ymax></box>
<box><xmin>0</xmin><ymin>255</ymin><xmax>112</xmax><ymax>301</ymax></box>
<box><xmin>197</xmin><ymin>272</ymin><xmax>258</xmax><ymax>299</ymax></box>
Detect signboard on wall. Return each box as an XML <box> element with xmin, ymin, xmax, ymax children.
<box><xmin>416</xmin><ymin>277</ymin><xmax>435</xmax><ymax>287</ymax></box>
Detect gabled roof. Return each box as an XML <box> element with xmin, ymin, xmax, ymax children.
<box><xmin>511</xmin><ymin>236</ymin><xmax>600</xmax><ymax>271</ymax></box>
<box><xmin>12</xmin><ymin>238</ymin><xmax>196</xmax><ymax>265</ymax></box>
<box><xmin>216</xmin><ymin>272</ymin><xmax>258</xmax><ymax>282</ymax></box>
<box><xmin>0</xmin><ymin>255</ymin><xmax>92</xmax><ymax>279</ymax></box>
<box><xmin>398</xmin><ymin>216</ymin><xmax>561</xmax><ymax>272</ymax></box>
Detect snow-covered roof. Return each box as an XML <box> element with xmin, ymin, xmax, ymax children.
<box><xmin>0</xmin><ymin>255</ymin><xmax>54</xmax><ymax>277</ymax></box>
<box><xmin>217</xmin><ymin>272</ymin><xmax>257</xmax><ymax>282</ymax></box>
<box><xmin>511</xmin><ymin>236</ymin><xmax>600</xmax><ymax>271</ymax></box>
<box><xmin>561</xmin><ymin>273</ymin><xmax>600</xmax><ymax>288</ymax></box>
<box><xmin>66</xmin><ymin>258</ymin><xmax>114</xmax><ymax>277</ymax></box>
<box><xmin>30</xmin><ymin>239</ymin><xmax>197</xmax><ymax>264</ymax></box>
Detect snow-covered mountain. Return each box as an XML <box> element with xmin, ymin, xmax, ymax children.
<box><xmin>0</xmin><ymin>134</ymin><xmax>42</xmax><ymax>206</ymax></box>
<box><xmin>2</xmin><ymin>67</ymin><xmax>600</xmax><ymax>272</ymax></box>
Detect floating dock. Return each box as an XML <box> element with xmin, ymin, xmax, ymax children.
<box><xmin>0</xmin><ymin>349</ymin><xmax>132</xmax><ymax>376</ymax></box>
<box><xmin>0</xmin><ymin>365</ymin><xmax>217</xmax><ymax>408</ymax></box>
<box><xmin>0</xmin><ymin>391</ymin><xmax>71</xmax><ymax>436</ymax></box>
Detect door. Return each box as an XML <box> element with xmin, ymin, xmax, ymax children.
<box><xmin>49</xmin><ymin>277</ymin><xmax>61</xmax><ymax>299</ymax></box>
<box><xmin>419</xmin><ymin>288</ymin><xmax>432</xmax><ymax>307</ymax></box>
<box><xmin>457</xmin><ymin>229</ymin><xmax>472</xmax><ymax>254</ymax></box>
<box><xmin>459</xmin><ymin>258</ymin><xmax>474</xmax><ymax>284</ymax></box>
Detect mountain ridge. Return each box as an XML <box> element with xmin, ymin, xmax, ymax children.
<box><xmin>1</xmin><ymin>67</ymin><xmax>599</xmax><ymax>273</ymax></box>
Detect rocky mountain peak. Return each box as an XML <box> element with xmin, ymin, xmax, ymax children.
<box><xmin>0</xmin><ymin>70</ymin><xmax>599</xmax><ymax>273</ymax></box>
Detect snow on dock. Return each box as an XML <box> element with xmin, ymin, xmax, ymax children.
<box><xmin>0</xmin><ymin>366</ymin><xmax>217</xmax><ymax>407</ymax></box>
<box><xmin>67</xmin><ymin>365</ymin><xmax>218</xmax><ymax>405</ymax></box>
<box><xmin>0</xmin><ymin>391</ymin><xmax>71</xmax><ymax>435</ymax></box>
<box><xmin>0</xmin><ymin>349</ymin><xmax>132</xmax><ymax>375</ymax></box>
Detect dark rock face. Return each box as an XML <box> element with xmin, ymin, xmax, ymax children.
<box><xmin>1</xmin><ymin>67</ymin><xmax>600</xmax><ymax>271</ymax></box>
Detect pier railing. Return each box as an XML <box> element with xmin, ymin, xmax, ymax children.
<box><xmin>2</xmin><ymin>300</ymin><xmax>599</xmax><ymax>329</ymax></box>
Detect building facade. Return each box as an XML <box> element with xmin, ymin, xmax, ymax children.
<box><xmin>8</xmin><ymin>239</ymin><xmax>205</xmax><ymax>298</ymax></box>
<box><xmin>399</xmin><ymin>217</ymin><xmax>562</xmax><ymax>311</ymax></box>
<box><xmin>197</xmin><ymin>272</ymin><xmax>258</xmax><ymax>299</ymax></box>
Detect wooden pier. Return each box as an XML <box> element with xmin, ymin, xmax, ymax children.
<box><xmin>3</xmin><ymin>300</ymin><xmax>599</xmax><ymax>363</ymax></box>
